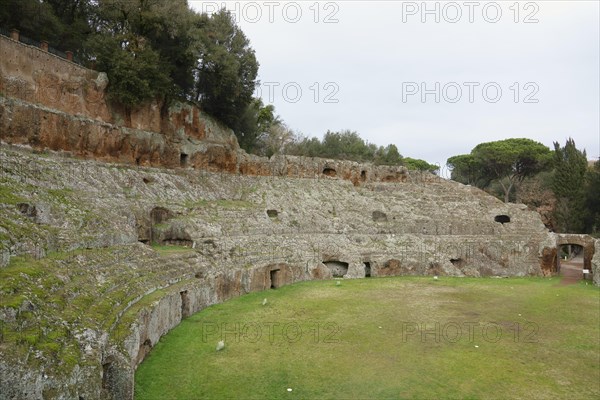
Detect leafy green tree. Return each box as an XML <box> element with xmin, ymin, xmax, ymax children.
<box><xmin>284</xmin><ymin>130</ymin><xmax>425</xmax><ymax>167</ymax></box>
<box><xmin>584</xmin><ymin>160</ymin><xmax>600</xmax><ymax>235</ymax></box>
<box><xmin>552</xmin><ymin>138</ymin><xmax>588</xmax><ymax>233</ymax></box>
<box><xmin>255</xmin><ymin>121</ymin><xmax>295</xmax><ymax>158</ymax></box>
<box><xmin>321</xmin><ymin>130</ymin><xmax>375</xmax><ymax>161</ymax></box>
<box><xmin>246</xmin><ymin>100</ymin><xmax>303</xmax><ymax>157</ymax></box>
<box><xmin>447</xmin><ymin>154</ymin><xmax>479</xmax><ymax>185</ymax></box>
<box><xmin>447</xmin><ymin>138</ymin><xmax>552</xmax><ymax>203</ymax></box>
<box><xmin>403</xmin><ymin>157</ymin><xmax>439</xmax><ymax>172</ymax></box>
<box><xmin>87</xmin><ymin>34</ymin><xmax>171</xmax><ymax>109</ymax></box>
<box><xmin>518</xmin><ymin>171</ymin><xmax>557</xmax><ymax>229</ymax></box>
<box><xmin>193</xmin><ymin>10</ymin><xmax>259</xmax><ymax>144</ymax></box>
<box><xmin>0</xmin><ymin>0</ymin><xmax>64</xmax><ymax>44</ymax></box>
<box><xmin>286</xmin><ymin>135</ymin><xmax>323</xmax><ymax>158</ymax></box>
<box><xmin>286</xmin><ymin>130</ymin><xmax>376</xmax><ymax>162</ymax></box>
<box><xmin>44</xmin><ymin>0</ymin><xmax>94</xmax><ymax>54</ymax></box>
<box><xmin>132</xmin><ymin>0</ymin><xmax>198</xmax><ymax>96</ymax></box>
<box><xmin>88</xmin><ymin>0</ymin><xmax>197</xmax><ymax>101</ymax></box>
<box><xmin>374</xmin><ymin>144</ymin><xmax>402</xmax><ymax>165</ymax></box>
<box><xmin>3</xmin><ymin>0</ymin><xmax>260</xmax><ymax>129</ymax></box>
<box><xmin>236</xmin><ymin>99</ymin><xmax>278</xmax><ymax>152</ymax></box>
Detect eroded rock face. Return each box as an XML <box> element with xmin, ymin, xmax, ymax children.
<box><xmin>540</xmin><ymin>247</ymin><xmax>558</xmax><ymax>276</ymax></box>
<box><xmin>236</xmin><ymin>152</ymin><xmax>413</xmax><ymax>184</ymax></box>
<box><xmin>0</xmin><ymin>140</ymin><xmax>562</xmax><ymax>399</ymax></box>
<box><xmin>0</xmin><ymin>36</ymin><xmax>239</xmax><ymax>174</ymax></box>
<box><xmin>1</xmin><ymin>35</ymin><xmax>593</xmax><ymax>400</ymax></box>
<box><xmin>0</xmin><ymin>35</ymin><xmax>413</xmax><ymax>185</ymax></box>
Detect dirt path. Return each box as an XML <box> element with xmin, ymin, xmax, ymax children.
<box><xmin>558</xmin><ymin>255</ymin><xmax>584</xmax><ymax>285</ymax></box>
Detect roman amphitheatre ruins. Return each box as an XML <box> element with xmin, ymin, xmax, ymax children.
<box><xmin>0</xmin><ymin>32</ymin><xmax>598</xmax><ymax>399</ymax></box>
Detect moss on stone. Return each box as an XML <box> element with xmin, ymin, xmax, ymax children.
<box><xmin>0</xmin><ymin>184</ymin><xmax>27</xmax><ymax>205</ymax></box>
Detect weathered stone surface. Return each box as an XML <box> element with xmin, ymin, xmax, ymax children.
<box><xmin>0</xmin><ymin>139</ymin><xmax>576</xmax><ymax>399</ymax></box>
<box><xmin>1</xmin><ymin>35</ymin><xmax>417</xmax><ymax>186</ymax></box>
<box><xmin>1</xmin><ymin>34</ymin><xmax>597</xmax><ymax>400</ymax></box>
<box><xmin>0</xmin><ymin>35</ymin><xmax>239</xmax><ymax>174</ymax></box>
<box><xmin>236</xmin><ymin>152</ymin><xmax>414</xmax><ymax>184</ymax></box>
<box><xmin>540</xmin><ymin>247</ymin><xmax>558</xmax><ymax>276</ymax></box>
<box><xmin>555</xmin><ymin>233</ymin><xmax>597</xmax><ymax>272</ymax></box>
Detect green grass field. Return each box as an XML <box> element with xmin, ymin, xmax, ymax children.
<box><xmin>135</xmin><ymin>277</ymin><xmax>600</xmax><ymax>399</ymax></box>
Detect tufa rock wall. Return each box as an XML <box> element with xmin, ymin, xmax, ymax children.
<box><xmin>0</xmin><ymin>34</ymin><xmax>417</xmax><ymax>184</ymax></box>
<box><xmin>1</xmin><ymin>33</ymin><xmax>597</xmax><ymax>400</ymax></box>
<box><xmin>0</xmin><ymin>34</ymin><xmax>239</xmax><ymax>172</ymax></box>
<box><xmin>0</xmin><ymin>138</ymin><xmax>592</xmax><ymax>400</ymax></box>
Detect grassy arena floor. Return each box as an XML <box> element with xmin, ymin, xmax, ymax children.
<box><xmin>134</xmin><ymin>277</ymin><xmax>600</xmax><ymax>399</ymax></box>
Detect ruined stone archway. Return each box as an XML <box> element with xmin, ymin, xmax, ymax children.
<box><xmin>556</xmin><ymin>234</ymin><xmax>596</xmax><ymax>280</ymax></box>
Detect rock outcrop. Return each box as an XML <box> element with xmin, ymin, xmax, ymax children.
<box><xmin>0</xmin><ymin>34</ymin><xmax>240</xmax><ymax>173</ymax></box>
<box><xmin>0</xmin><ymin>144</ymin><xmax>565</xmax><ymax>399</ymax></box>
<box><xmin>0</xmin><ymin>34</ymin><xmax>414</xmax><ymax>184</ymax></box>
<box><xmin>0</xmin><ymin>34</ymin><xmax>597</xmax><ymax>400</ymax></box>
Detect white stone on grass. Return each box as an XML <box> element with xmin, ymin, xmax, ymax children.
<box><xmin>262</xmin><ymin>298</ymin><xmax>268</xmax><ymax>306</ymax></box>
<box><xmin>216</xmin><ymin>340</ymin><xmax>225</xmax><ymax>351</ymax></box>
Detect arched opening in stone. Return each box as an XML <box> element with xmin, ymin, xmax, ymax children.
<box><xmin>559</xmin><ymin>244</ymin><xmax>583</xmax><ymax>260</ymax></box>
<box><xmin>450</xmin><ymin>258</ymin><xmax>464</xmax><ymax>267</ymax></box>
<box><xmin>364</xmin><ymin>262</ymin><xmax>371</xmax><ymax>277</ymax></box>
<box><xmin>360</xmin><ymin>170</ymin><xmax>367</xmax><ymax>182</ymax></box>
<box><xmin>267</xmin><ymin>209</ymin><xmax>278</xmax><ymax>218</ymax></box>
<box><xmin>558</xmin><ymin>244</ymin><xmax>587</xmax><ymax>281</ymax></box>
<box><xmin>101</xmin><ymin>357</ymin><xmax>117</xmax><ymax>394</ymax></box>
<box><xmin>494</xmin><ymin>215</ymin><xmax>511</xmax><ymax>224</ymax></box>
<box><xmin>324</xmin><ymin>261</ymin><xmax>349</xmax><ymax>278</ymax></box>
<box><xmin>323</xmin><ymin>167</ymin><xmax>337</xmax><ymax>177</ymax></box>
<box><xmin>180</xmin><ymin>153</ymin><xmax>189</xmax><ymax>167</ymax></box>
<box><xmin>554</xmin><ymin>236</ymin><xmax>595</xmax><ymax>280</ymax></box>
<box><xmin>180</xmin><ymin>290</ymin><xmax>191</xmax><ymax>318</ymax></box>
<box><xmin>270</xmin><ymin>269</ymin><xmax>280</xmax><ymax>289</ymax></box>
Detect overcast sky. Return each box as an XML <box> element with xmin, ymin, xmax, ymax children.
<box><xmin>190</xmin><ymin>1</ymin><xmax>599</xmax><ymax>173</ymax></box>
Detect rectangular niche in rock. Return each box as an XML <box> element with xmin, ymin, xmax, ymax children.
<box><xmin>324</xmin><ymin>261</ymin><xmax>349</xmax><ymax>278</ymax></box>
<box><xmin>180</xmin><ymin>153</ymin><xmax>189</xmax><ymax>167</ymax></box>
<box><xmin>364</xmin><ymin>262</ymin><xmax>371</xmax><ymax>277</ymax></box>
<box><xmin>180</xmin><ymin>290</ymin><xmax>190</xmax><ymax>318</ymax></box>
<box><xmin>270</xmin><ymin>269</ymin><xmax>280</xmax><ymax>289</ymax></box>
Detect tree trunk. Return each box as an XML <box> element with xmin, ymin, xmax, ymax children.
<box><xmin>503</xmin><ymin>180</ymin><xmax>515</xmax><ymax>203</ymax></box>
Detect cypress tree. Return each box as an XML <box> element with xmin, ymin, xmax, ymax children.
<box><xmin>552</xmin><ymin>138</ymin><xmax>588</xmax><ymax>233</ymax></box>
